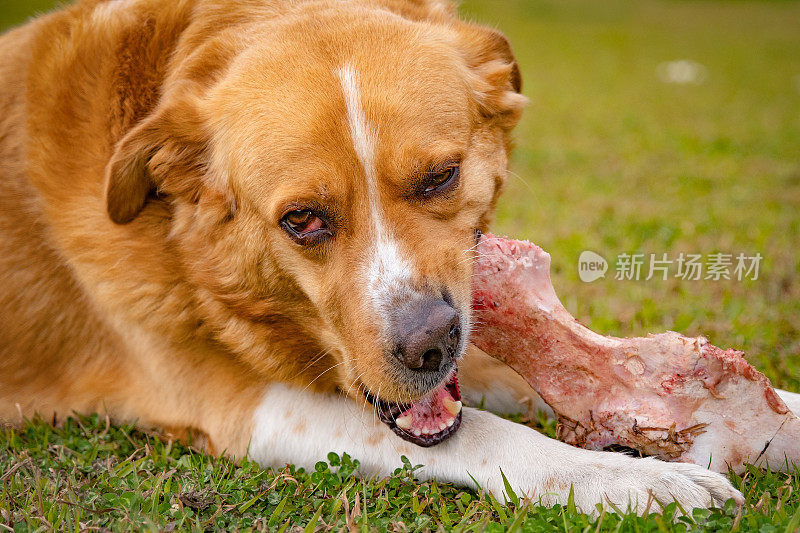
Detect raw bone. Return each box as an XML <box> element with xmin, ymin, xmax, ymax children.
<box><xmin>470</xmin><ymin>234</ymin><xmax>800</xmax><ymax>473</ymax></box>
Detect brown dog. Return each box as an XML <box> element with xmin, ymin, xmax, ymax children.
<box><xmin>0</xmin><ymin>0</ymin><xmax>741</xmax><ymax>513</ymax></box>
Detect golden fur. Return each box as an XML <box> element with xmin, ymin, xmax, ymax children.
<box><xmin>0</xmin><ymin>0</ymin><xmax>526</xmax><ymax>457</ymax></box>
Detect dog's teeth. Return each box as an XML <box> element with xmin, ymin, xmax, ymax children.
<box><xmin>443</xmin><ymin>398</ymin><xmax>462</xmax><ymax>416</ymax></box>
<box><xmin>413</xmin><ymin>429</ymin><xmax>421</xmax><ymax>436</ymax></box>
<box><xmin>439</xmin><ymin>422</ymin><xmax>447</xmax><ymax>430</ymax></box>
<box><xmin>445</xmin><ymin>417</ymin><xmax>455</xmax><ymax>428</ymax></box>
<box><xmin>395</xmin><ymin>414</ymin><xmax>413</xmax><ymax>430</ymax></box>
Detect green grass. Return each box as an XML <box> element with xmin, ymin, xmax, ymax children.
<box><xmin>2</xmin><ymin>0</ymin><xmax>800</xmax><ymax>530</ymax></box>
<box><xmin>4</xmin><ymin>414</ymin><xmax>800</xmax><ymax>531</ymax></box>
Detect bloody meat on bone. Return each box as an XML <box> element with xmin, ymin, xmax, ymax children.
<box><xmin>470</xmin><ymin>233</ymin><xmax>800</xmax><ymax>473</ymax></box>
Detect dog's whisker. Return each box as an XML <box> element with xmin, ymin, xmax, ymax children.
<box><xmin>456</xmin><ymin>251</ymin><xmax>492</xmax><ymax>265</ymax></box>
<box><xmin>357</xmin><ymin>381</ymin><xmax>369</xmax><ymax>429</ymax></box>
<box><xmin>506</xmin><ymin>168</ymin><xmax>539</xmax><ymax>197</ymax></box>
<box><xmin>301</xmin><ymin>361</ymin><xmax>344</xmax><ymax>392</ymax></box>
<box><xmin>340</xmin><ymin>372</ymin><xmax>369</xmax><ymax>444</ymax></box>
<box><xmin>297</xmin><ymin>348</ymin><xmax>333</xmax><ymax>376</ymax></box>
<box><xmin>344</xmin><ymin>371</ymin><xmax>368</xmax><ymax>400</ymax></box>
<box><xmin>374</xmin><ymin>383</ymin><xmax>383</xmax><ymax>425</ymax></box>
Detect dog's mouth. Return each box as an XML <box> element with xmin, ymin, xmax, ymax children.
<box><xmin>365</xmin><ymin>369</ymin><xmax>462</xmax><ymax>447</ymax></box>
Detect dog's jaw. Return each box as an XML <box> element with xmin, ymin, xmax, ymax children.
<box><xmin>365</xmin><ymin>368</ymin><xmax>463</xmax><ymax>447</ymax></box>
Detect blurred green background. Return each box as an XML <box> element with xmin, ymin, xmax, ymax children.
<box><xmin>1</xmin><ymin>0</ymin><xmax>798</xmax><ymax>389</ymax></box>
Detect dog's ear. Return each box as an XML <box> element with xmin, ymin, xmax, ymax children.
<box><xmin>104</xmin><ymin>114</ymin><xmax>162</xmax><ymax>224</ymax></box>
<box><xmin>456</xmin><ymin>24</ymin><xmax>527</xmax><ymax>128</ymax></box>
<box><xmin>105</xmin><ymin>103</ymin><xmax>216</xmax><ymax>224</ymax></box>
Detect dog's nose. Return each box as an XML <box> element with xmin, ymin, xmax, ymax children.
<box><xmin>393</xmin><ymin>298</ymin><xmax>461</xmax><ymax>372</ymax></box>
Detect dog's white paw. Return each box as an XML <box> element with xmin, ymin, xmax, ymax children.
<box><xmin>557</xmin><ymin>456</ymin><xmax>744</xmax><ymax>515</ymax></box>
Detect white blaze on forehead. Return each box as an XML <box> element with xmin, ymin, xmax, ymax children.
<box><xmin>335</xmin><ymin>64</ymin><xmax>413</xmax><ymax>314</ymax></box>
<box><xmin>92</xmin><ymin>0</ymin><xmax>136</xmax><ymax>25</ymax></box>
<box><xmin>337</xmin><ymin>65</ymin><xmax>377</xmax><ymax>182</ymax></box>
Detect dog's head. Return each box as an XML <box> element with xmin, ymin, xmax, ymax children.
<box><xmin>104</xmin><ymin>1</ymin><xmax>524</xmax><ymax>446</ymax></box>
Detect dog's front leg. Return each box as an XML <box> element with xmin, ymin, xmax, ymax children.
<box><xmin>248</xmin><ymin>384</ymin><xmax>742</xmax><ymax>515</ymax></box>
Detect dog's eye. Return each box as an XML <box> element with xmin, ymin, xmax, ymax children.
<box><xmin>281</xmin><ymin>209</ymin><xmax>330</xmax><ymax>244</ymax></box>
<box><xmin>423</xmin><ymin>164</ymin><xmax>459</xmax><ymax>197</ymax></box>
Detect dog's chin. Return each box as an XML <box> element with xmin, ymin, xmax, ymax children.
<box><xmin>365</xmin><ymin>367</ymin><xmax>462</xmax><ymax>447</ymax></box>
